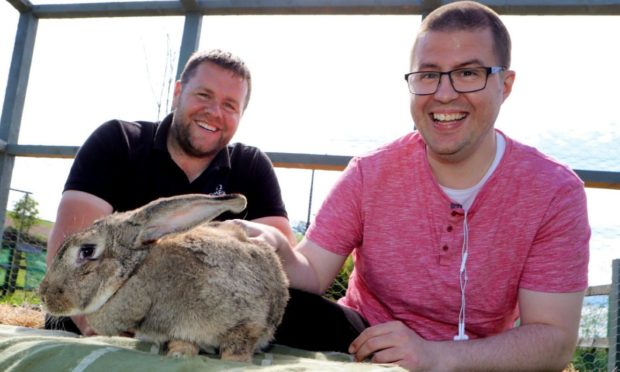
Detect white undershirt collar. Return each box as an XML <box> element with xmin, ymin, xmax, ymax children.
<box><xmin>440</xmin><ymin>132</ymin><xmax>506</xmax><ymax>211</ymax></box>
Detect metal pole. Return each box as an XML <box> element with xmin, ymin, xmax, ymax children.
<box><xmin>305</xmin><ymin>169</ymin><xmax>315</xmax><ymax>232</ymax></box>
<box><xmin>0</xmin><ymin>10</ymin><xmax>38</xmax><ymax>239</ymax></box>
<box><xmin>609</xmin><ymin>259</ymin><xmax>619</xmax><ymax>371</ymax></box>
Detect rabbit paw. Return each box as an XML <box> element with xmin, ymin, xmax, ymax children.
<box><xmin>166</xmin><ymin>340</ymin><xmax>199</xmax><ymax>357</ymax></box>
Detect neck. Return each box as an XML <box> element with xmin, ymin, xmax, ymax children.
<box><xmin>167</xmin><ymin>137</ymin><xmax>215</xmax><ymax>183</ymax></box>
<box><xmin>428</xmin><ymin>131</ymin><xmax>497</xmax><ymax>189</ymax></box>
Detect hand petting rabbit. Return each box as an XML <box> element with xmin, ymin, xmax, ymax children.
<box><xmin>39</xmin><ymin>193</ymin><xmax>289</xmax><ymax>363</ymax></box>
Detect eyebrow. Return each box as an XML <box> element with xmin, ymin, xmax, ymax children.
<box><xmin>196</xmin><ymin>88</ymin><xmax>241</xmax><ymax>108</ymax></box>
<box><xmin>415</xmin><ymin>59</ymin><xmax>487</xmax><ymax>71</ymax></box>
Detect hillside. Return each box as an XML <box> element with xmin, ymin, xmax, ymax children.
<box><xmin>3</xmin><ymin>216</ymin><xmax>53</xmax><ymax>242</ymax></box>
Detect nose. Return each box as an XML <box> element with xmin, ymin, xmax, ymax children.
<box><xmin>203</xmin><ymin>100</ymin><xmax>223</xmax><ymax>117</ymax></box>
<box><xmin>434</xmin><ymin>74</ymin><xmax>459</xmax><ymax>102</ymax></box>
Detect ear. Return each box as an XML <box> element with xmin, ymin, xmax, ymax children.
<box><xmin>171</xmin><ymin>80</ymin><xmax>182</xmax><ymax>110</ymax></box>
<box><xmin>132</xmin><ymin>194</ymin><xmax>247</xmax><ymax>245</ymax></box>
<box><xmin>501</xmin><ymin>69</ymin><xmax>516</xmax><ymax>103</ymax></box>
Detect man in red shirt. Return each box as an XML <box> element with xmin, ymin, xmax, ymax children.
<box><xmin>242</xmin><ymin>1</ymin><xmax>589</xmax><ymax>370</ymax></box>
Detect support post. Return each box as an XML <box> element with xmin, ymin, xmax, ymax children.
<box><xmin>609</xmin><ymin>259</ymin><xmax>620</xmax><ymax>371</ymax></box>
<box><xmin>0</xmin><ymin>11</ymin><xmax>38</xmax><ymax>238</ymax></box>
<box><xmin>175</xmin><ymin>11</ymin><xmax>202</xmax><ymax>80</ymax></box>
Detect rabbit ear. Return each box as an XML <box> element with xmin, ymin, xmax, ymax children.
<box><xmin>132</xmin><ymin>193</ymin><xmax>247</xmax><ymax>244</ymax></box>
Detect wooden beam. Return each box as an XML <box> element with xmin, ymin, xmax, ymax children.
<box><xmin>586</xmin><ymin>284</ymin><xmax>611</xmax><ymax>296</ymax></box>
<box><xmin>576</xmin><ymin>170</ymin><xmax>620</xmax><ymax>190</ymax></box>
<box><xmin>577</xmin><ymin>337</ymin><xmax>609</xmax><ymax>349</ymax></box>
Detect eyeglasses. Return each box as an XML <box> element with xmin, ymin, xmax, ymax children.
<box><xmin>404</xmin><ymin>66</ymin><xmax>506</xmax><ymax>95</ymax></box>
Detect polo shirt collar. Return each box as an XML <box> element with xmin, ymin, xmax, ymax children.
<box><xmin>153</xmin><ymin>113</ymin><xmax>173</xmax><ymax>151</ymax></box>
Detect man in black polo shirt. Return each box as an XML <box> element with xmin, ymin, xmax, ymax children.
<box><xmin>46</xmin><ymin>49</ymin><xmax>296</xmax><ymax>335</ymax></box>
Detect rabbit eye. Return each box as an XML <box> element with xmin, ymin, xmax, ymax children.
<box><xmin>78</xmin><ymin>244</ymin><xmax>97</xmax><ymax>261</ymax></box>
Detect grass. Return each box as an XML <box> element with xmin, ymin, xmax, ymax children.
<box><xmin>4</xmin><ymin>215</ymin><xmax>53</xmax><ymax>241</ymax></box>
<box><xmin>570</xmin><ymin>348</ymin><xmax>608</xmax><ymax>371</ymax></box>
<box><xmin>0</xmin><ymin>289</ymin><xmax>41</xmax><ymax>306</ymax></box>
<box><xmin>324</xmin><ymin>255</ymin><xmax>354</xmax><ymax>301</ymax></box>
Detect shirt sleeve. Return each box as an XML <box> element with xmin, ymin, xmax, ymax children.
<box><xmin>520</xmin><ymin>180</ymin><xmax>590</xmax><ymax>292</ymax></box>
<box><xmin>306</xmin><ymin>156</ymin><xmax>364</xmax><ymax>256</ymax></box>
<box><xmin>64</xmin><ymin>120</ymin><xmax>131</xmax><ymax>205</ymax></box>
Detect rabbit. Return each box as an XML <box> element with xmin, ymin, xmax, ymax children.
<box><xmin>39</xmin><ymin>193</ymin><xmax>289</xmax><ymax>363</ymax></box>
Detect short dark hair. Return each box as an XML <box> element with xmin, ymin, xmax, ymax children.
<box><xmin>179</xmin><ymin>49</ymin><xmax>252</xmax><ymax>110</ymax></box>
<box><xmin>417</xmin><ymin>1</ymin><xmax>511</xmax><ymax>68</ymax></box>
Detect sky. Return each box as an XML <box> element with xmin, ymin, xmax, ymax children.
<box><xmin>0</xmin><ymin>3</ymin><xmax>619</xmax><ymax>285</ymax></box>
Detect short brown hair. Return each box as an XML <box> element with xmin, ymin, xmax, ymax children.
<box><xmin>417</xmin><ymin>1</ymin><xmax>511</xmax><ymax>68</ymax></box>
<box><xmin>180</xmin><ymin>49</ymin><xmax>252</xmax><ymax>110</ymax></box>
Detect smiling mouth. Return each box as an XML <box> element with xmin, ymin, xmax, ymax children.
<box><xmin>197</xmin><ymin>121</ymin><xmax>217</xmax><ymax>132</ymax></box>
<box><xmin>433</xmin><ymin>113</ymin><xmax>467</xmax><ymax>122</ymax></box>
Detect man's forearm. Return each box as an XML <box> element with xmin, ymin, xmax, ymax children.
<box><xmin>435</xmin><ymin>323</ymin><xmax>576</xmax><ymax>371</ymax></box>
<box><xmin>276</xmin><ymin>242</ymin><xmax>322</xmax><ymax>294</ymax></box>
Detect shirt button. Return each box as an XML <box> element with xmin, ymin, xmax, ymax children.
<box><xmin>447</xmin><ymin>225</ymin><xmax>453</xmax><ymax>232</ymax></box>
<box><xmin>442</xmin><ymin>245</ymin><xmax>449</xmax><ymax>251</ymax></box>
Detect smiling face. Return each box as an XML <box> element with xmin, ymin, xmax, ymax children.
<box><xmin>169</xmin><ymin>61</ymin><xmax>248</xmax><ymax>159</ymax></box>
<box><xmin>410</xmin><ymin>28</ymin><xmax>515</xmax><ymax>165</ymax></box>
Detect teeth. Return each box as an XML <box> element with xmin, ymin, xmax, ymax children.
<box><xmin>433</xmin><ymin>113</ymin><xmax>466</xmax><ymax>122</ymax></box>
<box><xmin>197</xmin><ymin>121</ymin><xmax>216</xmax><ymax>132</ymax></box>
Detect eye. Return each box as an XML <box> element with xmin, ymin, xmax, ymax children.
<box><xmin>78</xmin><ymin>243</ymin><xmax>97</xmax><ymax>262</ymax></box>
<box><xmin>455</xmin><ymin>68</ymin><xmax>482</xmax><ymax>80</ymax></box>
<box><xmin>223</xmin><ymin>102</ymin><xmax>239</xmax><ymax>113</ymax></box>
<box><xmin>198</xmin><ymin>92</ymin><xmax>213</xmax><ymax>100</ymax></box>
<box><xmin>417</xmin><ymin>71</ymin><xmax>440</xmax><ymax>81</ymax></box>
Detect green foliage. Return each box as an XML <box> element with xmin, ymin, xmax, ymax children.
<box><xmin>570</xmin><ymin>347</ymin><xmax>608</xmax><ymax>371</ymax></box>
<box><xmin>289</xmin><ymin>221</ymin><xmax>354</xmax><ymax>301</ymax></box>
<box><xmin>8</xmin><ymin>194</ymin><xmax>40</xmax><ymax>233</ymax></box>
<box><xmin>324</xmin><ymin>255</ymin><xmax>354</xmax><ymax>301</ymax></box>
<box><xmin>570</xmin><ymin>299</ymin><xmax>609</xmax><ymax>371</ymax></box>
<box><xmin>0</xmin><ymin>289</ymin><xmax>41</xmax><ymax>306</ymax></box>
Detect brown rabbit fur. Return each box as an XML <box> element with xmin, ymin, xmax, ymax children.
<box><xmin>39</xmin><ymin>193</ymin><xmax>289</xmax><ymax>362</ymax></box>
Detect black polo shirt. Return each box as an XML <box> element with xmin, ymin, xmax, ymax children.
<box><xmin>64</xmin><ymin>114</ymin><xmax>288</xmax><ymax>221</ymax></box>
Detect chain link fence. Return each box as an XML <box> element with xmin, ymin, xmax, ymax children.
<box><xmin>0</xmin><ymin>189</ymin><xmax>46</xmax><ymax>305</ymax></box>
<box><xmin>576</xmin><ymin>291</ymin><xmax>612</xmax><ymax>371</ymax></box>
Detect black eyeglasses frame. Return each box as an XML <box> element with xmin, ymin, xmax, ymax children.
<box><xmin>404</xmin><ymin>66</ymin><xmax>506</xmax><ymax>95</ymax></box>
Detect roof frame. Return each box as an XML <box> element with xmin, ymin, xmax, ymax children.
<box><xmin>7</xmin><ymin>0</ymin><xmax>620</xmax><ymax>18</ymax></box>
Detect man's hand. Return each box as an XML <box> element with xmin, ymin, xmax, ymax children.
<box><xmin>349</xmin><ymin>289</ymin><xmax>584</xmax><ymax>371</ymax></box>
<box><xmin>227</xmin><ymin>219</ymin><xmax>290</xmax><ymax>253</ymax></box>
<box><xmin>349</xmin><ymin>321</ymin><xmax>435</xmax><ymax>371</ymax></box>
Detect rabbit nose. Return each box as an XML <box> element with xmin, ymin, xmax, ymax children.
<box><xmin>39</xmin><ymin>280</ymin><xmax>63</xmax><ymax>300</ymax></box>
<box><xmin>39</xmin><ymin>279</ymin><xmax>48</xmax><ymax>295</ymax></box>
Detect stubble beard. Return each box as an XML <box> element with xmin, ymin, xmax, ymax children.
<box><xmin>170</xmin><ymin>117</ymin><xmax>222</xmax><ymax>159</ymax></box>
